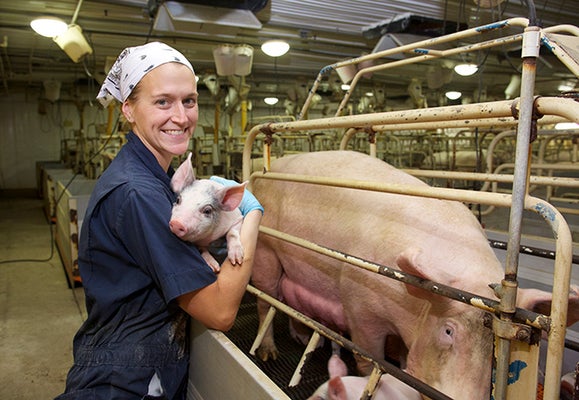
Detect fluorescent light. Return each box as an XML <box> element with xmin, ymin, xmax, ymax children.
<box><xmin>264</xmin><ymin>97</ymin><xmax>279</xmax><ymax>105</ymax></box>
<box><xmin>454</xmin><ymin>63</ymin><xmax>478</xmax><ymax>76</ymax></box>
<box><xmin>261</xmin><ymin>40</ymin><xmax>290</xmax><ymax>57</ymax></box>
<box><xmin>30</xmin><ymin>17</ymin><xmax>68</xmax><ymax>38</ymax></box>
<box><xmin>445</xmin><ymin>91</ymin><xmax>462</xmax><ymax>100</ymax></box>
<box><xmin>558</xmin><ymin>82</ymin><xmax>575</xmax><ymax>92</ymax></box>
<box><xmin>554</xmin><ymin>122</ymin><xmax>579</xmax><ymax>130</ymax></box>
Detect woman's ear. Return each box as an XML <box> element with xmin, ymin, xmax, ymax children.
<box><xmin>121</xmin><ymin>101</ymin><xmax>134</xmax><ymax>123</ymax></box>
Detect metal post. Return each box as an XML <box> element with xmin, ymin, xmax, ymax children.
<box><xmin>493</xmin><ymin>25</ymin><xmax>541</xmax><ymax>400</ymax></box>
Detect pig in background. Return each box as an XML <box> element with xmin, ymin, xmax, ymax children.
<box><xmin>169</xmin><ymin>153</ymin><xmax>246</xmax><ymax>272</ymax></box>
<box><xmin>250</xmin><ymin>150</ymin><xmax>579</xmax><ymax>400</ymax></box>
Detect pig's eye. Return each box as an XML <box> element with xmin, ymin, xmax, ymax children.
<box><xmin>174</xmin><ymin>195</ymin><xmax>182</xmax><ymax>205</ymax></box>
<box><xmin>439</xmin><ymin>322</ymin><xmax>456</xmax><ymax>347</ymax></box>
<box><xmin>202</xmin><ymin>205</ymin><xmax>214</xmax><ymax>216</ymax></box>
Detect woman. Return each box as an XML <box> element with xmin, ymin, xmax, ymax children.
<box><xmin>56</xmin><ymin>42</ymin><xmax>262</xmax><ymax>400</ymax></box>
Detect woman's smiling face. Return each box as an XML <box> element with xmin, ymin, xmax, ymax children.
<box><xmin>122</xmin><ymin>62</ymin><xmax>198</xmax><ymax>170</ymax></box>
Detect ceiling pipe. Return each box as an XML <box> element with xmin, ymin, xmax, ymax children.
<box><xmin>70</xmin><ymin>0</ymin><xmax>84</xmax><ymax>25</ymax></box>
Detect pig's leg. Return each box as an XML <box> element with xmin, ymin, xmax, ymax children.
<box><xmin>225</xmin><ymin>219</ymin><xmax>244</xmax><ymax>265</ymax></box>
<box><xmin>200</xmin><ymin>247</ymin><xmax>220</xmax><ymax>273</ymax></box>
<box><xmin>252</xmin><ymin>239</ymin><xmax>284</xmax><ymax>362</ymax></box>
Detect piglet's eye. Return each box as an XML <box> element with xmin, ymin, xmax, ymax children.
<box><xmin>202</xmin><ymin>206</ymin><xmax>213</xmax><ymax>216</ymax></box>
<box><xmin>174</xmin><ymin>195</ymin><xmax>182</xmax><ymax>205</ymax></box>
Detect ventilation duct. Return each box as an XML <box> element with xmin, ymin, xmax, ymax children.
<box><xmin>363</xmin><ymin>13</ymin><xmax>466</xmax><ymax>39</ymax></box>
<box><xmin>366</xmin><ymin>13</ymin><xmax>465</xmax><ymax>60</ymax></box>
<box><xmin>153</xmin><ymin>1</ymin><xmax>262</xmax><ymax>35</ymax></box>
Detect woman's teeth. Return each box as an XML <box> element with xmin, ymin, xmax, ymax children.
<box><xmin>165</xmin><ymin>129</ymin><xmax>185</xmax><ymax>136</ymax></box>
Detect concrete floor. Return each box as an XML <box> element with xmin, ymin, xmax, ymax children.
<box><xmin>0</xmin><ymin>194</ymin><xmax>86</xmax><ymax>400</ymax></box>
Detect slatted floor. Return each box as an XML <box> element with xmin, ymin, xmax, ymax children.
<box><xmin>224</xmin><ymin>294</ymin><xmax>359</xmax><ymax>400</ymax></box>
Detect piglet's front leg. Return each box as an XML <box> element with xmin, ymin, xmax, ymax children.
<box><xmin>226</xmin><ymin>219</ymin><xmax>244</xmax><ymax>265</ymax></box>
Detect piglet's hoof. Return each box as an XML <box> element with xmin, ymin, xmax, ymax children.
<box><xmin>256</xmin><ymin>346</ymin><xmax>279</xmax><ymax>362</ymax></box>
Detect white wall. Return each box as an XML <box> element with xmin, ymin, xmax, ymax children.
<box><xmin>0</xmin><ymin>93</ymin><xmax>109</xmax><ymax>190</ymax></box>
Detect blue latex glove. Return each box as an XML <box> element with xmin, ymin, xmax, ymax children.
<box><xmin>210</xmin><ymin>176</ymin><xmax>264</xmax><ymax>216</ymax></box>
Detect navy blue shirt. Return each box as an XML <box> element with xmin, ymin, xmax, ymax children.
<box><xmin>58</xmin><ymin>132</ymin><xmax>216</xmax><ymax>400</ymax></box>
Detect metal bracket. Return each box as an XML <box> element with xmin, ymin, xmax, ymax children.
<box><xmin>489</xmin><ymin>313</ymin><xmax>538</xmax><ymax>344</ymax></box>
<box><xmin>259</xmin><ymin>123</ymin><xmax>275</xmax><ymax>146</ymax></box>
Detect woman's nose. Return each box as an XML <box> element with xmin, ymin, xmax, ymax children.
<box><xmin>171</xmin><ymin>103</ymin><xmax>188</xmax><ymax>123</ymax></box>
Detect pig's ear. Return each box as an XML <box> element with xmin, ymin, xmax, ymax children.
<box><xmin>327</xmin><ymin>377</ymin><xmax>348</xmax><ymax>400</ymax></box>
<box><xmin>218</xmin><ymin>181</ymin><xmax>247</xmax><ymax>211</ymax></box>
<box><xmin>171</xmin><ymin>153</ymin><xmax>196</xmax><ymax>193</ymax></box>
<box><xmin>516</xmin><ymin>285</ymin><xmax>579</xmax><ymax>327</ymax></box>
<box><xmin>396</xmin><ymin>247</ymin><xmax>457</xmax><ymax>299</ymax></box>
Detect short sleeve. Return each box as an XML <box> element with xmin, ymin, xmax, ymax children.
<box><xmin>210</xmin><ymin>176</ymin><xmax>264</xmax><ymax>216</ymax></box>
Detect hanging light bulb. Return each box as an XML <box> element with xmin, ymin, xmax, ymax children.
<box><xmin>454</xmin><ymin>63</ymin><xmax>478</xmax><ymax>76</ymax></box>
<box><xmin>261</xmin><ymin>40</ymin><xmax>290</xmax><ymax>57</ymax></box>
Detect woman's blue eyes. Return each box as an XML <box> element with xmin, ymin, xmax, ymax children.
<box><xmin>155</xmin><ymin>98</ymin><xmax>196</xmax><ymax>107</ymax></box>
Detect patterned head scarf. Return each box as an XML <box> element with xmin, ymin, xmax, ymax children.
<box><xmin>97</xmin><ymin>41</ymin><xmax>194</xmax><ymax>107</ymax></box>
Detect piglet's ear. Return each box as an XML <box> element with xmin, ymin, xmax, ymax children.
<box><xmin>328</xmin><ymin>354</ymin><xmax>348</xmax><ymax>379</ymax></box>
<box><xmin>218</xmin><ymin>181</ymin><xmax>247</xmax><ymax>211</ymax></box>
<box><xmin>327</xmin><ymin>377</ymin><xmax>348</xmax><ymax>400</ymax></box>
<box><xmin>171</xmin><ymin>153</ymin><xmax>195</xmax><ymax>193</ymax></box>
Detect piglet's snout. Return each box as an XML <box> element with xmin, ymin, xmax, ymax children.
<box><xmin>169</xmin><ymin>220</ymin><xmax>187</xmax><ymax>238</ymax></box>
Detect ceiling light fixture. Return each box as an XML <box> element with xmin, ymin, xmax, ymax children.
<box><xmin>264</xmin><ymin>97</ymin><xmax>279</xmax><ymax>105</ymax></box>
<box><xmin>554</xmin><ymin>122</ymin><xmax>579</xmax><ymax>130</ymax></box>
<box><xmin>445</xmin><ymin>91</ymin><xmax>462</xmax><ymax>100</ymax></box>
<box><xmin>454</xmin><ymin>63</ymin><xmax>478</xmax><ymax>76</ymax></box>
<box><xmin>261</xmin><ymin>40</ymin><xmax>290</xmax><ymax>57</ymax></box>
<box><xmin>30</xmin><ymin>16</ymin><xmax>68</xmax><ymax>38</ymax></box>
<box><xmin>53</xmin><ymin>24</ymin><xmax>93</xmax><ymax>63</ymax></box>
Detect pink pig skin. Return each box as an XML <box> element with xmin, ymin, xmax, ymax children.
<box><xmin>170</xmin><ymin>153</ymin><xmax>245</xmax><ymax>272</ymax></box>
<box><xmin>250</xmin><ymin>150</ymin><xmax>579</xmax><ymax>400</ymax></box>
<box><xmin>308</xmin><ymin>353</ymin><xmax>420</xmax><ymax>400</ymax></box>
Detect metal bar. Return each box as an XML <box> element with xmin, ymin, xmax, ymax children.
<box><xmin>246</xmin><ymin>284</ymin><xmax>453</xmax><ymax>400</ymax></box>
<box><xmin>488</xmin><ymin>239</ymin><xmax>579</xmax><ymax>265</ymax></box>
<box><xmin>402</xmin><ymin>168</ymin><xmax>579</xmax><ymax>188</ymax></box>
<box><xmin>336</xmin><ymin>33</ymin><xmax>524</xmax><ymax>117</ymax></box>
<box><xmin>288</xmin><ymin>330</ymin><xmax>321</xmax><ymax>387</ymax></box>
<box><xmin>245</xmin><ymin>98</ymin><xmax>579</xmax><ymax>179</ymax></box>
<box><xmin>297</xmin><ymin>18</ymin><xmax>529</xmax><ymax>120</ymax></box>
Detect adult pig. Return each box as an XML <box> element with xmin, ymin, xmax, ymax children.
<box><xmin>170</xmin><ymin>153</ymin><xmax>246</xmax><ymax>272</ymax></box>
<box><xmin>250</xmin><ymin>150</ymin><xmax>578</xmax><ymax>400</ymax></box>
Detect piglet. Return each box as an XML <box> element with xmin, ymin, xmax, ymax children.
<box><xmin>169</xmin><ymin>153</ymin><xmax>246</xmax><ymax>272</ymax></box>
<box><xmin>308</xmin><ymin>347</ymin><xmax>420</xmax><ymax>400</ymax></box>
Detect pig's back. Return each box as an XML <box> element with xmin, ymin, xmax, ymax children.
<box><xmin>253</xmin><ymin>150</ymin><xmax>501</xmax><ymax>300</ymax></box>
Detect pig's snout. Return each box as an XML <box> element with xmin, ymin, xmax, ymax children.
<box><xmin>169</xmin><ymin>220</ymin><xmax>187</xmax><ymax>238</ymax></box>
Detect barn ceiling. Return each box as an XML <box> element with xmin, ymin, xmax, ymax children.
<box><xmin>0</xmin><ymin>0</ymin><xmax>577</xmax><ymax>109</ymax></box>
